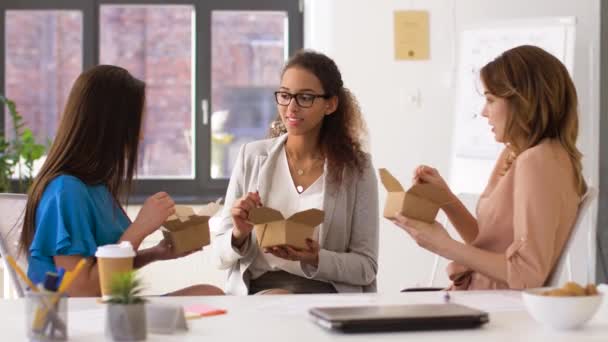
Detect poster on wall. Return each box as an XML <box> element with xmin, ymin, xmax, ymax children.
<box><xmin>394</xmin><ymin>10</ymin><xmax>430</xmax><ymax>60</ymax></box>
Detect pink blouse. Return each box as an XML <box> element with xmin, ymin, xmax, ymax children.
<box><xmin>447</xmin><ymin>139</ymin><xmax>580</xmax><ymax>290</ymax></box>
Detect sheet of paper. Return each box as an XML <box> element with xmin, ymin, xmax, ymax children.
<box><xmin>394</xmin><ymin>10</ymin><xmax>430</xmax><ymax>60</ymax></box>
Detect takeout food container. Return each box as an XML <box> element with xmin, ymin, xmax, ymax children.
<box><xmin>161</xmin><ymin>202</ymin><xmax>221</xmax><ymax>254</ymax></box>
<box><xmin>378</xmin><ymin>168</ymin><xmax>451</xmax><ymax>223</ymax></box>
<box><xmin>248</xmin><ymin>207</ymin><xmax>324</xmax><ymax>249</ymax></box>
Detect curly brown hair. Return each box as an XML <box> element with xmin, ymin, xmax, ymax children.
<box><xmin>269</xmin><ymin>50</ymin><xmax>368</xmax><ymax>185</ymax></box>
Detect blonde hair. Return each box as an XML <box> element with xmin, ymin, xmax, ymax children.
<box><xmin>480</xmin><ymin>45</ymin><xmax>587</xmax><ymax>195</ymax></box>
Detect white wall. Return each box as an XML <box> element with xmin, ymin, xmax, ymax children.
<box><xmin>305</xmin><ymin>0</ymin><xmax>600</xmax><ymax>292</ymax></box>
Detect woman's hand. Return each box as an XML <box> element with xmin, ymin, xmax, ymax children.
<box><xmin>264</xmin><ymin>239</ymin><xmax>320</xmax><ymax>267</ymax></box>
<box><xmin>231</xmin><ymin>192</ymin><xmax>263</xmax><ymax>247</ymax></box>
<box><xmin>149</xmin><ymin>238</ymin><xmax>196</xmax><ymax>261</ymax></box>
<box><xmin>412</xmin><ymin>165</ymin><xmax>450</xmax><ymax>188</ymax></box>
<box><xmin>392</xmin><ymin>213</ymin><xmax>454</xmax><ymax>255</ymax></box>
<box><xmin>133</xmin><ymin>192</ymin><xmax>176</xmax><ymax>236</ymax></box>
<box><xmin>133</xmin><ymin>238</ymin><xmax>196</xmax><ymax>269</ymax></box>
<box><xmin>412</xmin><ymin>165</ymin><xmax>456</xmax><ymax>208</ymax></box>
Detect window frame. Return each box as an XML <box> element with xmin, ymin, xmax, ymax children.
<box><xmin>0</xmin><ymin>0</ymin><xmax>303</xmax><ymax>203</ymax></box>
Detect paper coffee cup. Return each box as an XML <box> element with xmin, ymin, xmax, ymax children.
<box><xmin>95</xmin><ymin>241</ymin><xmax>136</xmax><ymax>299</ymax></box>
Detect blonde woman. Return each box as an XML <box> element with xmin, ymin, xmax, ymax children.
<box><xmin>392</xmin><ymin>45</ymin><xmax>586</xmax><ymax>290</ymax></box>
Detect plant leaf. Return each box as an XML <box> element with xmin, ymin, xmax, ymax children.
<box><xmin>107</xmin><ymin>271</ymin><xmax>147</xmax><ymax>305</ymax></box>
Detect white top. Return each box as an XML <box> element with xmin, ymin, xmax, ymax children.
<box><xmin>248</xmin><ymin>145</ymin><xmax>325</xmax><ymax>279</ymax></box>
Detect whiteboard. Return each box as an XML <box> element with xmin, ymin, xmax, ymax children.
<box><xmin>452</xmin><ymin>17</ymin><xmax>576</xmax><ymax>160</ymax></box>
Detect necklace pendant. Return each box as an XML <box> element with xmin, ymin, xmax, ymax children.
<box><xmin>297</xmin><ymin>169</ymin><xmax>304</xmax><ymax>176</ymax></box>
<box><xmin>296</xmin><ymin>185</ymin><xmax>304</xmax><ymax>193</ymax></box>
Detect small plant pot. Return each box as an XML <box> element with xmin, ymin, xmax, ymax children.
<box><xmin>106</xmin><ymin>303</ymin><xmax>147</xmax><ymax>341</ymax></box>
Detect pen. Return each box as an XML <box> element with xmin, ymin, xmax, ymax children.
<box><xmin>43</xmin><ymin>272</ymin><xmax>60</xmax><ymax>292</ymax></box>
<box><xmin>34</xmin><ymin>258</ymin><xmax>89</xmax><ymax>330</ymax></box>
<box><xmin>5</xmin><ymin>256</ymin><xmax>38</xmax><ymax>292</ymax></box>
<box><xmin>444</xmin><ymin>291</ymin><xmax>451</xmax><ymax>303</ymax></box>
<box><xmin>4</xmin><ymin>256</ymin><xmax>65</xmax><ymax>334</ymax></box>
<box><xmin>56</xmin><ymin>267</ymin><xmax>66</xmax><ymax>286</ymax></box>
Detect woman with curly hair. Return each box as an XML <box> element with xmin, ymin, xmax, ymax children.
<box><xmin>213</xmin><ymin>50</ymin><xmax>379</xmax><ymax>295</ymax></box>
<box><xmin>392</xmin><ymin>45</ymin><xmax>586</xmax><ymax>290</ymax></box>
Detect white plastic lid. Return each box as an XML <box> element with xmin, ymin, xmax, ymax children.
<box><xmin>95</xmin><ymin>241</ymin><xmax>135</xmax><ymax>258</ymax></box>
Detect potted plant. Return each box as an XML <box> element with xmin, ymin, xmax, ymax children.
<box><xmin>0</xmin><ymin>95</ymin><xmax>47</xmax><ymax>193</ymax></box>
<box><xmin>105</xmin><ymin>271</ymin><xmax>147</xmax><ymax>341</ymax></box>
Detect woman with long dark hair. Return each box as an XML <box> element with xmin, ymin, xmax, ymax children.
<box><xmin>23</xmin><ymin>65</ymin><xmax>222</xmax><ymax>296</ymax></box>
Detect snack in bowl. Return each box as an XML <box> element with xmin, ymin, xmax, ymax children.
<box><xmin>522</xmin><ymin>281</ymin><xmax>603</xmax><ymax>330</ymax></box>
<box><xmin>541</xmin><ymin>282</ymin><xmax>598</xmax><ymax>297</ymax></box>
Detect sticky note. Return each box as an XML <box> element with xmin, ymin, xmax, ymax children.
<box><xmin>184</xmin><ymin>304</ymin><xmax>227</xmax><ymax>318</ymax></box>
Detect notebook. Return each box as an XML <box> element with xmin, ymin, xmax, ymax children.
<box><xmin>309</xmin><ymin>303</ymin><xmax>489</xmax><ymax>333</ymax></box>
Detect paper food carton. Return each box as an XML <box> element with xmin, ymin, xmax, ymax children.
<box><xmin>161</xmin><ymin>202</ymin><xmax>222</xmax><ymax>254</ymax></box>
<box><xmin>378</xmin><ymin>168</ymin><xmax>452</xmax><ymax>223</ymax></box>
<box><xmin>248</xmin><ymin>207</ymin><xmax>324</xmax><ymax>249</ymax></box>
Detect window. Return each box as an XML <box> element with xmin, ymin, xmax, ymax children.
<box><xmin>210</xmin><ymin>11</ymin><xmax>288</xmax><ymax>179</ymax></box>
<box><xmin>0</xmin><ymin>0</ymin><xmax>303</xmax><ymax>202</ymax></box>
<box><xmin>100</xmin><ymin>5</ymin><xmax>195</xmax><ymax>179</ymax></box>
<box><xmin>5</xmin><ymin>10</ymin><xmax>82</xmax><ymax>145</ymax></box>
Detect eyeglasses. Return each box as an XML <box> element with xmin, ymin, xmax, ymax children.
<box><xmin>274</xmin><ymin>91</ymin><xmax>330</xmax><ymax>108</ymax></box>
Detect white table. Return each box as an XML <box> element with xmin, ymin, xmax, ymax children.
<box><xmin>1</xmin><ymin>291</ymin><xmax>607</xmax><ymax>341</ymax></box>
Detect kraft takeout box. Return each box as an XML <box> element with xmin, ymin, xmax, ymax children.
<box><xmin>247</xmin><ymin>207</ymin><xmax>324</xmax><ymax>249</ymax></box>
<box><xmin>379</xmin><ymin>168</ymin><xmax>452</xmax><ymax>223</ymax></box>
<box><xmin>161</xmin><ymin>202</ymin><xmax>221</xmax><ymax>254</ymax></box>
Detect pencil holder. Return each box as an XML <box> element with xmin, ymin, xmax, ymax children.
<box><xmin>25</xmin><ymin>291</ymin><xmax>68</xmax><ymax>341</ymax></box>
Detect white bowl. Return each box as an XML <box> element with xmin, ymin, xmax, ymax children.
<box><xmin>522</xmin><ymin>287</ymin><xmax>603</xmax><ymax>330</ymax></box>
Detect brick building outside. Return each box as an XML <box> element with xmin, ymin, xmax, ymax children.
<box><xmin>5</xmin><ymin>7</ymin><xmax>286</xmax><ymax>179</ymax></box>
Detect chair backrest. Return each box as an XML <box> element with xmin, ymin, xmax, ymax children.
<box><xmin>428</xmin><ymin>193</ymin><xmax>479</xmax><ymax>287</ymax></box>
<box><xmin>545</xmin><ymin>187</ymin><xmax>598</xmax><ymax>286</ymax></box>
<box><xmin>0</xmin><ymin>193</ymin><xmax>28</xmax><ymax>298</ymax></box>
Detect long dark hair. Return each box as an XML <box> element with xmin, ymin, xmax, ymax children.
<box><xmin>269</xmin><ymin>50</ymin><xmax>368</xmax><ymax>184</ymax></box>
<box><xmin>20</xmin><ymin>65</ymin><xmax>145</xmax><ymax>255</ymax></box>
<box><xmin>480</xmin><ymin>45</ymin><xmax>586</xmax><ymax>195</ymax></box>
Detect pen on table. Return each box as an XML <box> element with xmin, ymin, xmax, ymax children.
<box><xmin>444</xmin><ymin>291</ymin><xmax>451</xmax><ymax>303</ymax></box>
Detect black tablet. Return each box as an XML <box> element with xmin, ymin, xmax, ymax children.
<box><xmin>309</xmin><ymin>303</ymin><xmax>489</xmax><ymax>333</ymax></box>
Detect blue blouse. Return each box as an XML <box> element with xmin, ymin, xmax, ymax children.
<box><xmin>27</xmin><ymin>175</ymin><xmax>131</xmax><ymax>284</ymax></box>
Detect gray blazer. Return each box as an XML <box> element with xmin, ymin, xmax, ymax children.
<box><xmin>212</xmin><ymin>134</ymin><xmax>379</xmax><ymax>295</ymax></box>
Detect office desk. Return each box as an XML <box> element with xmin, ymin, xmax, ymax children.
<box><xmin>0</xmin><ymin>291</ymin><xmax>606</xmax><ymax>341</ymax></box>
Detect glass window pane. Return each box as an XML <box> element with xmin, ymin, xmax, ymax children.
<box><xmin>5</xmin><ymin>10</ymin><xmax>82</xmax><ymax>146</ymax></box>
<box><xmin>100</xmin><ymin>5</ymin><xmax>195</xmax><ymax>179</ymax></box>
<box><xmin>211</xmin><ymin>11</ymin><xmax>288</xmax><ymax>179</ymax></box>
